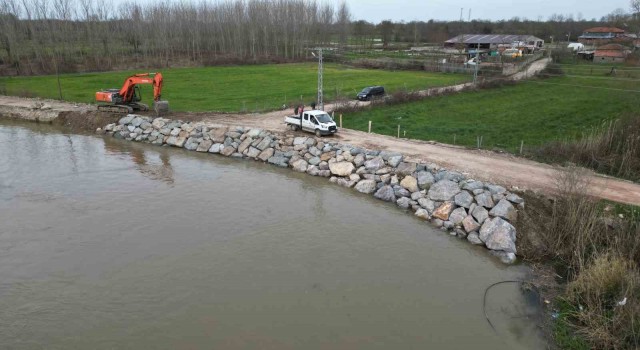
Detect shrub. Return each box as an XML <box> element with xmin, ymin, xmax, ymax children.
<box><xmin>565</xmin><ymin>255</ymin><xmax>640</xmax><ymax>349</ymax></box>
<box><xmin>532</xmin><ymin>116</ymin><xmax>640</xmax><ymax>182</ymax></box>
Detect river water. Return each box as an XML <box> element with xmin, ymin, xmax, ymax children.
<box><xmin>0</xmin><ymin>120</ymin><xmax>547</xmax><ymax>349</ymax></box>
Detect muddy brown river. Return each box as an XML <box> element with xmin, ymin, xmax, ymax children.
<box><xmin>0</xmin><ymin>119</ymin><xmax>547</xmax><ymax>349</ymax></box>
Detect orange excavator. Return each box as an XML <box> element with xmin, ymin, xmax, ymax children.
<box><xmin>95</xmin><ymin>72</ymin><xmax>169</xmax><ymax>114</ymax></box>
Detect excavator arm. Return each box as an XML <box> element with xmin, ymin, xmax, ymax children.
<box><xmin>119</xmin><ymin>72</ymin><xmax>163</xmax><ymax>103</ymax></box>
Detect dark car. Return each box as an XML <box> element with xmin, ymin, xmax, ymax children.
<box><xmin>356</xmin><ymin>86</ymin><xmax>385</xmax><ymax>101</ymax></box>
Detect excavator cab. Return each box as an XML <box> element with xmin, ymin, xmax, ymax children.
<box><xmin>131</xmin><ymin>85</ymin><xmax>142</xmax><ymax>103</ymax></box>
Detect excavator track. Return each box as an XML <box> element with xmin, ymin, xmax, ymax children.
<box><xmin>97</xmin><ymin>105</ymin><xmax>134</xmax><ymax>114</ymax></box>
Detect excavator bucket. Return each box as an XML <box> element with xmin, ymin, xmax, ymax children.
<box><xmin>153</xmin><ymin>100</ymin><xmax>169</xmax><ymax>116</ymax></box>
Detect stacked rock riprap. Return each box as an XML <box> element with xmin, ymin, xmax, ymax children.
<box><xmin>99</xmin><ymin>115</ymin><xmax>525</xmax><ymax>264</ymax></box>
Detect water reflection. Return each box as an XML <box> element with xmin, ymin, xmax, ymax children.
<box><xmin>103</xmin><ymin>137</ymin><xmax>175</xmax><ymax>184</ymax></box>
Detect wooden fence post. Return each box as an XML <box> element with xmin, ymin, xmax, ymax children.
<box><xmin>368</xmin><ymin>121</ymin><xmax>372</xmax><ymax>133</ymax></box>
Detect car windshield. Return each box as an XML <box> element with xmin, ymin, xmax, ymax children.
<box><xmin>360</xmin><ymin>87</ymin><xmax>371</xmax><ymax>93</ymax></box>
<box><xmin>315</xmin><ymin>113</ymin><xmax>332</xmax><ymax>123</ymax></box>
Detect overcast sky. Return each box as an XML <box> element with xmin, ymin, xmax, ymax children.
<box><xmin>348</xmin><ymin>0</ymin><xmax>630</xmax><ymax>22</ymax></box>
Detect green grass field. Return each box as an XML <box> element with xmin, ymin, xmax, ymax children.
<box><xmin>341</xmin><ymin>74</ymin><xmax>640</xmax><ymax>152</ymax></box>
<box><xmin>0</xmin><ymin>63</ymin><xmax>469</xmax><ymax>112</ymax></box>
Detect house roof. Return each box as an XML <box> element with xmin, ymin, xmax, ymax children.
<box><xmin>595</xmin><ymin>43</ymin><xmax>628</xmax><ymax>57</ymax></box>
<box><xmin>596</xmin><ymin>43</ymin><xmax>627</xmax><ymax>50</ymax></box>
<box><xmin>445</xmin><ymin>34</ymin><xmax>542</xmax><ymax>45</ymax></box>
<box><xmin>594</xmin><ymin>51</ymin><xmax>626</xmax><ymax>58</ymax></box>
<box><xmin>583</xmin><ymin>27</ymin><xmax>625</xmax><ymax>33</ymax></box>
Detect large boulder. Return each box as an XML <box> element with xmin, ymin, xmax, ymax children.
<box><xmin>486</xmin><ymin>184</ymin><xmax>507</xmax><ymax>195</ymax></box>
<box><xmin>462</xmin><ymin>180</ymin><xmax>484</xmax><ymax>191</ymax></box>
<box><xmin>292</xmin><ymin>159</ymin><xmax>308</xmax><ymax>173</ymax></box>
<box><xmin>220</xmin><ymin>145</ymin><xmax>236</xmax><ymax>156</ymax></box>
<box><xmin>418</xmin><ymin>198</ymin><xmax>436</xmax><ymax>213</ymax></box>
<box><xmin>467</xmin><ymin>232</ymin><xmax>483</xmax><ymax>245</ymax></box>
<box><xmin>432</xmin><ymin>202</ymin><xmax>455</xmax><ymax>221</ymax></box>
<box><xmin>208</xmin><ymin>128</ymin><xmax>228</xmax><ymax>143</ymax></box>
<box><xmin>439</xmin><ymin>170</ymin><xmax>465</xmax><ymax>182</ymax></box>
<box><xmin>454</xmin><ymin>191</ymin><xmax>474</xmax><ymax>208</ymax></box>
<box><xmin>506</xmin><ymin>193</ymin><xmax>524</xmax><ymax>204</ymax></box>
<box><xmin>489</xmin><ymin>199</ymin><xmax>517</xmax><ymax>222</ymax></box>
<box><xmin>353</xmin><ymin>153</ymin><xmax>366</xmax><ymax>167</ymax></box>
<box><xmin>387</xmin><ymin>155</ymin><xmax>403</xmax><ymax>167</ymax></box>
<box><xmin>246</xmin><ymin>146</ymin><xmax>261</xmax><ymax>158</ymax></box>
<box><xmin>379</xmin><ymin>150</ymin><xmax>402</xmax><ymax>160</ymax></box>
<box><xmin>394</xmin><ymin>186</ymin><xmax>410</xmax><ymax>198</ymax></box>
<box><xmin>166</xmin><ymin>135</ymin><xmax>187</xmax><ymax>147</ymax></box>
<box><xmin>400</xmin><ymin>176</ymin><xmax>419</xmax><ymax>193</ymax></box>
<box><xmin>417</xmin><ymin>171</ymin><xmax>435</xmax><ymax>190</ymax></box>
<box><xmin>151</xmin><ymin>118</ymin><xmax>167</xmax><ymax>129</ymax></box>
<box><xmin>414</xmin><ymin>208</ymin><xmax>430</xmax><ymax>220</ymax></box>
<box><xmin>472</xmin><ymin>205</ymin><xmax>489</xmax><ymax>224</ymax></box>
<box><xmin>184</xmin><ymin>137</ymin><xmax>200</xmax><ymax>151</ymax></box>
<box><xmin>396</xmin><ymin>197</ymin><xmax>411</xmax><ymax>209</ymax></box>
<box><xmin>374</xmin><ymin>185</ymin><xmax>396</xmax><ymax>202</ymax></box>
<box><xmin>479</xmin><ymin>217</ymin><xmax>517</xmax><ymax>253</ymax></box>
<box><xmin>268</xmin><ymin>156</ymin><xmax>289</xmax><ymax>167</ymax></box>
<box><xmin>208</xmin><ymin>143</ymin><xmax>223</xmax><ymax>153</ymax></box>
<box><xmin>258</xmin><ymin>148</ymin><xmax>275</xmax><ymax>162</ymax></box>
<box><xmin>364</xmin><ymin>157</ymin><xmax>385</xmax><ymax>171</ymax></box>
<box><xmin>293</xmin><ymin>137</ymin><xmax>308</xmax><ymax>145</ymax></box>
<box><xmin>462</xmin><ymin>215</ymin><xmax>480</xmax><ymax>233</ymax></box>
<box><xmin>475</xmin><ymin>192</ymin><xmax>495</xmax><ymax>208</ymax></box>
<box><xmin>256</xmin><ymin>136</ymin><xmax>273</xmax><ymax>151</ymax></box>
<box><xmin>354</xmin><ymin>179</ymin><xmax>377</xmax><ymax>194</ymax></box>
<box><xmin>448</xmin><ymin>207</ymin><xmax>467</xmax><ymax>226</ymax></box>
<box><xmin>396</xmin><ymin>162</ymin><xmax>417</xmax><ymax>176</ymax></box>
<box><xmin>196</xmin><ymin>139</ymin><xmax>213</xmax><ymax>152</ymax></box>
<box><xmin>428</xmin><ymin>180</ymin><xmax>461</xmax><ymax>201</ymax></box>
<box><xmin>329</xmin><ymin>162</ymin><xmax>355</xmax><ymax>176</ymax></box>
<box><xmin>118</xmin><ymin>115</ymin><xmax>134</xmax><ymax>125</ymax></box>
<box><xmin>246</xmin><ymin>128</ymin><xmax>262</xmax><ymax>137</ymax></box>
<box><xmin>237</xmin><ymin>137</ymin><xmax>253</xmax><ymax>153</ymax></box>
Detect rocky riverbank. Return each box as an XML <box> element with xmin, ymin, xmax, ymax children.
<box><xmin>99</xmin><ymin>115</ymin><xmax>525</xmax><ymax>264</ymax></box>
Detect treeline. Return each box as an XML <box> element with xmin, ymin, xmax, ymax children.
<box><xmin>0</xmin><ymin>0</ymin><xmax>350</xmax><ymax>75</ymax></box>
<box><xmin>1</xmin><ymin>0</ymin><xmax>637</xmax><ymax>76</ymax></box>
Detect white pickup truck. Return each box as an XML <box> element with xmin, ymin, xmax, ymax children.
<box><xmin>284</xmin><ymin>110</ymin><xmax>338</xmax><ymax>137</ymax></box>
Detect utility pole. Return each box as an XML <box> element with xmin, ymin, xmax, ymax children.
<box><xmin>317</xmin><ymin>48</ymin><xmax>323</xmax><ymax>111</ymax></box>
<box><xmin>310</xmin><ymin>48</ymin><xmax>324</xmax><ymax>110</ymax></box>
<box><xmin>473</xmin><ymin>42</ymin><xmax>479</xmax><ymax>85</ymax></box>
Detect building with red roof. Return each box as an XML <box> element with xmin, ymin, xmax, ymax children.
<box><xmin>579</xmin><ymin>27</ymin><xmax>626</xmax><ymax>45</ymax></box>
<box><xmin>593</xmin><ymin>43</ymin><xmax>630</xmax><ymax>63</ymax></box>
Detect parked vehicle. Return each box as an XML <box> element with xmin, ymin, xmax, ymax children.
<box><xmin>567</xmin><ymin>42</ymin><xmax>585</xmax><ymax>52</ymax></box>
<box><xmin>465</xmin><ymin>56</ymin><xmax>480</xmax><ymax>66</ymax></box>
<box><xmin>284</xmin><ymin>110</ymin><xmax>338</xmax><ymax>137</ymax></box>
<box><xmin>502</xmin><ymin>48</ymin><xmax>523</xmax><ymax>58</ymax></box>
<box><xmin>356</xmin><ymin>86</ymin><xmax>385</xmax><ymax>101</ymax></box>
